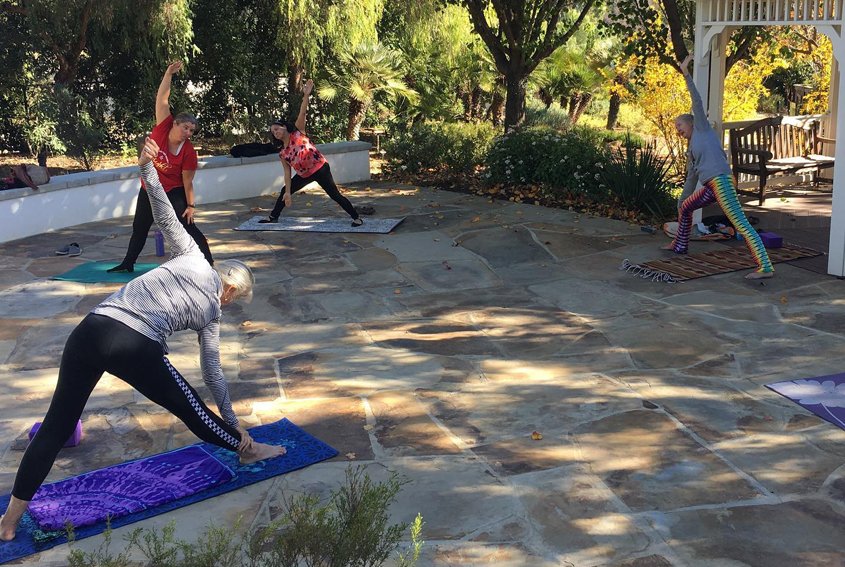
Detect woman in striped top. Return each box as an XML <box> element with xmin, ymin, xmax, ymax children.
<box><xmin>0</xmin><ymin>137</ymin><xmax>283</xmax><ymax>542</ymax></box>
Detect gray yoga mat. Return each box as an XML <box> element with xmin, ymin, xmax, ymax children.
<box><xmin>235</xmin><ymin>215</ymin><xmax>404</xmax><ymax>234</ymax></box>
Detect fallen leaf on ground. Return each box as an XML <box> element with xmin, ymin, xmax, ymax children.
<box><xmin>345</xmin><ymin>452</ymin><xmax>357</xmax><ymax>460</ymax></box>
<box><xmin>531</xmin><ymin>431</ymin><xmax>543</xmax><ymax>441</ymax></box>
<box><xmin>363</xmin><ymin>424</ymin><xmax>374</xmax><ymax>431</ymax></box>
<box><xmin>394</xmin><ymin>288</ymin><xmax>402</xmax><ymax>294</ymax></box>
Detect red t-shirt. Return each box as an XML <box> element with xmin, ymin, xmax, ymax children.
<box><xmin>143</xmin><ymin>114</ymin><xmax>198</xmax><ymax>192</ymax></box>
<box><xmin>280</xmin><ymin>131</ymin><xmax>326</xmax><ymax>177</ymax></box>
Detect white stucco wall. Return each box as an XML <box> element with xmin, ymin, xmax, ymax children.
<box><xmin>0</xmin><ymin>141</ymin><xmax>371</xmax><ymax>244</ymax></box>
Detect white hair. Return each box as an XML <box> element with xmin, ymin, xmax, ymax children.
<box><xmin>676</xmin><ymin>113</ymin><xmax>694</xmax><ymax>126</ymax></box>
<box><xmin>215</xmin><ymin>259</ymin><xmax>254</xmax><ymax>303</ymax></box>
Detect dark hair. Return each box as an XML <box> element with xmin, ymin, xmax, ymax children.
<box><xmin>271</xmin><ymin>118</ymin><xmax>298</xmax><ymax>134</ymax></box>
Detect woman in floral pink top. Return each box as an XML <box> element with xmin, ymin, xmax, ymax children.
<box><xmin>260</xmin><ymin>79</ymin><xmax>362</xmax><ymax>227</ymax></box>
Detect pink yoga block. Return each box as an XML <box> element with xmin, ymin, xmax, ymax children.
<box><xmin>28</xmin><ymin>420</ymin><xmax>83</xmax><ymax>447</ymax></box>
<box><xmin>758</xmin><ymin>231</ymin><xmax>783</xmax><ymax>249</ymax></box>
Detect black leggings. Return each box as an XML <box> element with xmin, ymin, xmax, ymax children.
<box><xmin>269</xmin><ymin>162</ymin><xmax>358</xmax><ymax>220</ymax></box>
<box><xmin>12</xmin><ymin>314</ymin><xmax>241</xmax><ymax>501</ymax></box>
<box><xmin>120</xmin><ymin>186</ymin><xmax>213</xmax><ymax>266</ymax></box>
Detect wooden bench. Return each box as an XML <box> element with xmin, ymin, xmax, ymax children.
<box><xmin>359</xmin><ymin>127</ymin><xmax>386</xmax><ymax>153</ymax></box>
<box><xmin>728</xmin><ymin>115</ymin><xmax>835</xmax><ymax>204</ymax></box>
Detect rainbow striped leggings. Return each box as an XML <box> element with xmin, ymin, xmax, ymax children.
<box><xmin>672</xmin><ymin>174</ymin><xmax>773</xmax><ymax>273</ymax></box>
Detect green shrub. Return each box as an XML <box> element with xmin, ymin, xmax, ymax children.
<box><xmin>523</xmin><ymin>102</ymin><xmax>571</xmax><ymax>131</ymax></box>
<box><xmin>599</xmin><ymin>135</ymin><xmax>677</xmax><ymax>218</ymax></box>
<box><xmin>385</xmin><ymin>121</ymin><xmax>497</xmax><ymax>174</ymax></box>
<box><xmin>66</xmin><ymin>466</ymin><xmax>423</xmax><ymax>567</ymax></box>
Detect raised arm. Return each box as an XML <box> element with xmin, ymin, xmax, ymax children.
<box><xmin>679</xmin><ymin>55</ymin><xmax>709</xmax><ymax>131</ymax></box>
<box><xmin>138</xmin><ymin>137</ymin><xmax>198</xmax><ymax>257</ymax></box>
<box><xmin>294</xmin><ymin>79</ymin><xmax>313</xmax><ymax>132</ymax></box>
<box><xmin>156</xmin><ymin>62</ymin><xmax>183</xmax><ymax>125</ymax></box>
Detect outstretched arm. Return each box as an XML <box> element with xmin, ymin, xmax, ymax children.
<box><xmin>294</xmin><ymin>79</ymin><xmax>313</xmax><ymax>132</ymax></box>
<box><xmin>282</xmin><ymin>161</ymin><xmax>292</xmax><ymax>208</ymax></box>
<box><xmin>679</xmin><ymin>54</ymin><xmax>709</xmax><ymax>131</ymax></box>
<box><xmin>198</xmin><ymin>323</ymin><xmax>239</xmax><ymax>428</ymax></box>
<box><xmin>156</xmin><ymin>62</ymin><xmax>183</xmax><ymax>125</ymax></box>
<box><xmin>138</xmin><ymin>137</ymin><xmax>198</xmax><ymax>257</ymax></box>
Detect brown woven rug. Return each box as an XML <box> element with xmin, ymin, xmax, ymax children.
<box><xmin>623</xmin><ymin>243</ymin><xmax>823</xmax><ymax>282</ymax></box>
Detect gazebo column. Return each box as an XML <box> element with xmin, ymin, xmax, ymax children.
<box><xmin>819</xmin><ymin>26</ymin><xmax>845</xmax><ymax>276</ymax></box>
<box><xmin>691</xmin><ymin>26</ymin><xmax>728</xmax><ymax>226</ymax></box>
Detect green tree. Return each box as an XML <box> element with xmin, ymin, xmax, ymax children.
<box><xmin>603</xmin><ymin>0</ymin><xmax>767</xmax><ymax>74</ymax></box>
<box><xmin>0</xmin><ymin>0</ymin><xmax>194</xmax><ymax>164</ymax></box>
<box><xmin>189</xmin><ymin>0</ymin><xmax>288</xmax><ymax>140</ymax></box>
<box><xmin>319</xmin><ymin>43</ymin><xmax>418</xmax><ymax>140</ymax></box>
<box><xmin>532</xmin><ymin>14</ymin><xmax>614</xmax><ymax>125</ymax></box>
<box><xmin>387</xmin><ymin>4</ymin><xmax>495</xmax><ymax>124</ymax></box>
<box><xmin>462</xmin><ymin>0</ymin><xmax>598</xmax><ymax>132</ymax></box>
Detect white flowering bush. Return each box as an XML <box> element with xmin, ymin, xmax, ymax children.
<box><xmin>485</xmin><ymin>126</ymin><xmax>609</xmax><ymax>200</ymax></box>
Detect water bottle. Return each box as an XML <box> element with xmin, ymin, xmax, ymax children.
<box><xmin>155</xmin><ymin>230</ymin><xmax>165</xmax><ymax>256</ymax></box>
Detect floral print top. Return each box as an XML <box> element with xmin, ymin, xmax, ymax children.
<box><xmin>280</xmin><ymin>130</ymin><xmax>327</xmax><ymax>177</ymax></box>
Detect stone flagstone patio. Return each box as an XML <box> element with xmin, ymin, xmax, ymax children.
<box><xmin>0</xmin><ymin>180</ymin><xmax>844</xmax><ymax>566</ymax></box>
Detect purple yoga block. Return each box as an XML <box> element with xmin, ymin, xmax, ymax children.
<box><xmin>29</xmin><ymin>420</ymin><xmax>83</xmax><ymax>447</ymax></box>
<box><xmin>758</xmin><ymin>231</ymin><xmax>783</xmax><ymax>249</ymax></box>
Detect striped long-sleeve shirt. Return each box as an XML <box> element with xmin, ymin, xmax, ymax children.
<box><xmin>93</xmin><ymin>161</ymin><xmax>238</xmax><ymax>426</ymax></box>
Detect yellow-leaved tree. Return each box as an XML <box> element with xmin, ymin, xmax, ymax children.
<box><xmin>634</xmin><ymin>56</ymin><xmax>690</xmax><ymax>177</ymax></box>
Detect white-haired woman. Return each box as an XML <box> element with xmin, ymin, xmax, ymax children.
<box><xmin>664</xmin><ymin>54</ymin><xmax>773</xmax><ymax>280</ymax></box>
<box><xmin>0</xmin><ymin>137</ymin><xmax>283</xmax><ymax>542</ymax></box>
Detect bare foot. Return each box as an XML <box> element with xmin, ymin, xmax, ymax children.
<box><xmin>1</xmin><ymin>515</ymin><xmax>18</xmax><ymax>542</ymax></box>
<box><xmin>660</xmin><ymin>242</ymin><xmax>676</xmax><ymax>251</ymax></box>
<box><xmin>745</xmin><ymin>270</ymin><xmax>774</xmax><ymax>280</ymax></box>
<box><xmin>0</xmin><ymin>497</ymin><xmax>29</xmax><ymax>541</ymax></box>
<box><xmin>239</xmin><ymin>441</ymin><xmax>286</xmax><ymax>465</ymax></box>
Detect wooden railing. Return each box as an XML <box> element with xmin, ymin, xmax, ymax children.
<box><xmin>702</xmin><ymin>0</ymin><xmax>844</xmax><ymax>23</ymax></box>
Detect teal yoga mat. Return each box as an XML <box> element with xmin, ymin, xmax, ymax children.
<box><xmin>52</xmin><ymin>262</ymin><xmax>161</xmax><ymax>284</ymax></box>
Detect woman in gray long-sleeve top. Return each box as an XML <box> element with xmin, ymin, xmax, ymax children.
<box><xmin>0</xmin><ymin>137</ymin><xmax>284</xmax><ymax>542</ymax></box>
<box><xmin>664</xmin><ymin>54</ymin><xmax>773</xmax><ymax>279</ymax></box>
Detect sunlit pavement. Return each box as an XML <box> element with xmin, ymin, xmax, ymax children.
<box><xmin>1</xmin><ymin>180</ymin><xmax>844</xmax><ymax>566</ymax></box>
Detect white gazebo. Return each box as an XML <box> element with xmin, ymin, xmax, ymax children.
<box><xmin>694</xmin><ymin>0</ymin><xmax>845</xmax><ymax>276</ymax></box>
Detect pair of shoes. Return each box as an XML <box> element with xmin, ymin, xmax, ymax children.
<box><xmin>106</xmin><ymin>263</ymin><xmax>134</xmax><ymax>273</ymax></box>
<box><xmin>257</xmin><ymin>217</ymin><xmax>278</xmax><ymax>224</ymax></box>
<box><xmin>55</xmin><ymin>242</ymin><xmax>82</xmax><ymax>257</ymax></box>
<box><xmin>351</xmin><ymin>218</ymin><xmax>364</xmax><ymax>227</ymax></box>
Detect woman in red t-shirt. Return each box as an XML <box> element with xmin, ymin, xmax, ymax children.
<box><xmin>108</xmin><ymin>62</ymin><xmax>213</xmax><ymax>273</ymax></box>
<box><xmin>259</xmin><ymin>79</ymin><xmax>362</xmax><ymax>227</ymax></box>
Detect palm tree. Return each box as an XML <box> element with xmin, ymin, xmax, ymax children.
<box><xmin>531</xmin><ymin>13</ymin><xmax>617</xmax><ymax>126</ymax></box>
<box><xmin>319</xmin><ymin>43</ymin><xmax>418</xmax><ymax>140</ymax></box>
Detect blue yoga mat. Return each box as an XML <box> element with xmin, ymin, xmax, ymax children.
<box><xmin>0</xmin><ymin>418</ymin><xmax>337</xmax><ymax>565</ymax></box>
<box><xmin>52</xmin><ymin>262</ymin><xmax>161</xmax><ymax>284</ymax></box>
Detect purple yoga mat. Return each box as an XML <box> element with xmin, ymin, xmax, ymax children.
<box><xmin>28</xmin><ymin>445</ymin><xmax>235</xmax><ymax>531</ymax></box>
<box><xmin>766</xmin><ymin>372</ymin><xmax>845</xmax><ymax>431</ymax></box>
